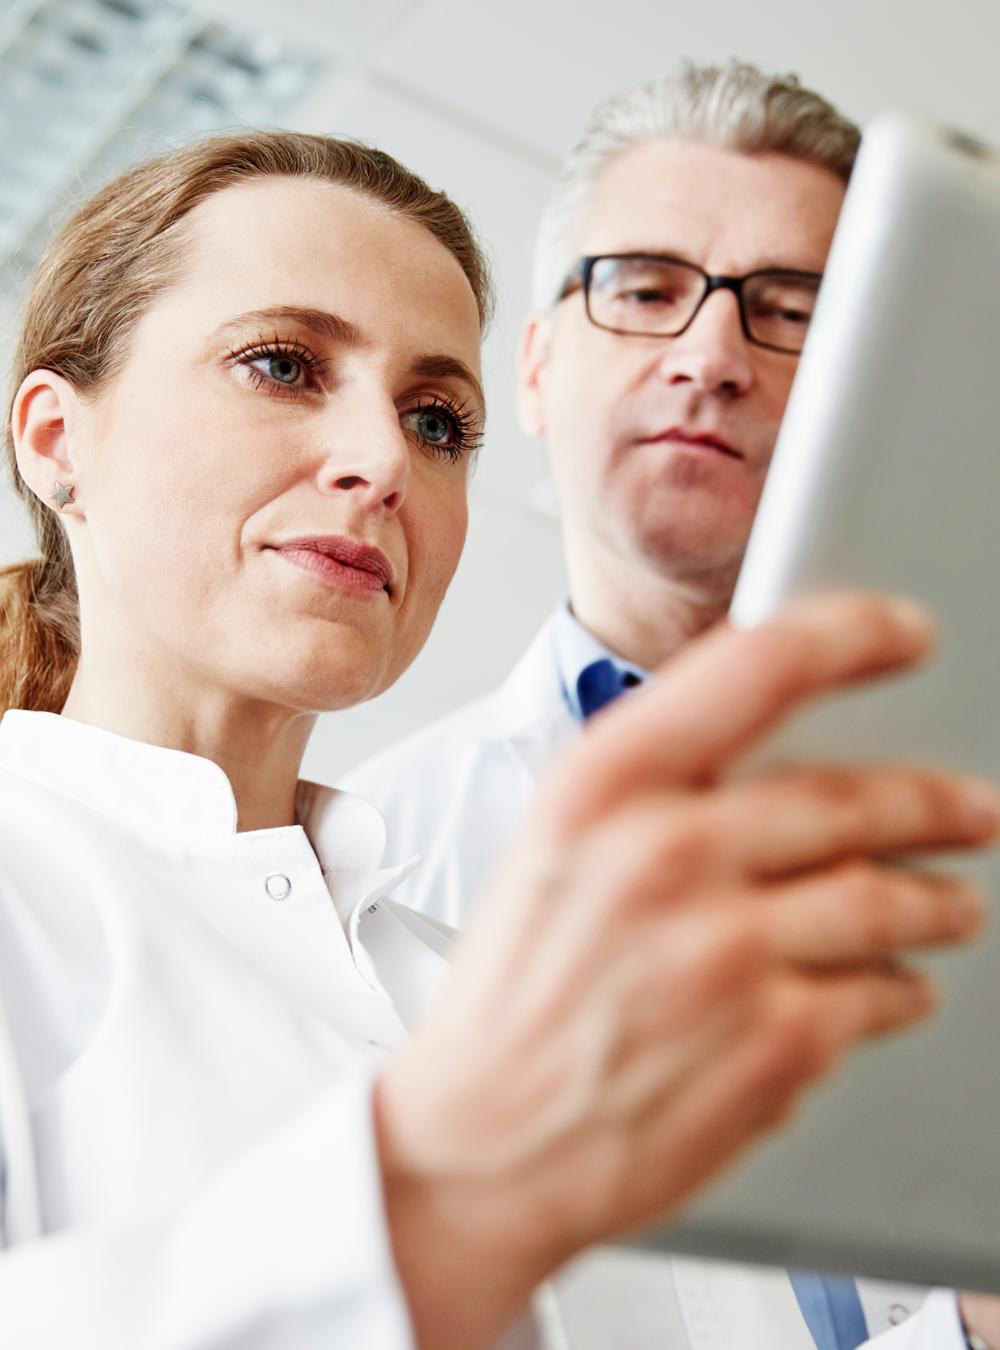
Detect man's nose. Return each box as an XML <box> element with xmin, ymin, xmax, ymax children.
<box><xmin>656</xmin><ymin>288</ymin><xmax>755</xmax><ymax>397</ymax></box>
<box><xmin>315</xmin><ymin>399</ymin><xmax>411</xmax><ymax>515</ymax></box>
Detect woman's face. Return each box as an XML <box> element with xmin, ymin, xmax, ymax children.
<box><xmin>68</xmin><ymin>177</ymin><xmax>484</xmax><ymax>711</ymax></box>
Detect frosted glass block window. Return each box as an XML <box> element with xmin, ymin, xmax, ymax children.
<box><xmin>0</xmin><ymin>0</ymin><xmax>323</xmax><ymax>293</ymax></box>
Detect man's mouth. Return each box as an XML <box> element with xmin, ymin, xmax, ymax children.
<box><xmin>637</xmin><ymin>426</ymin><xmax>744</xmax><ymax>460</ymax></box>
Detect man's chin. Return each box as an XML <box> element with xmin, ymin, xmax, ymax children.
<box><xmin>619</xmin><ymin>511</ymin><xmax>749</xmax><ymax>576</ymax></box>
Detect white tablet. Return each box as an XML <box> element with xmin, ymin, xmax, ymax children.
<box><xmin>638</xmin><ymin>113</ymin><xmax>1000</xmax><ymax>1291</ymax></box>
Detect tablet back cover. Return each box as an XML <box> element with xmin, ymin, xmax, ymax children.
<box><xmin>639</xmin><ymin>113</ymin><xmax>1000</xmax><ymax>1291</ymax></box>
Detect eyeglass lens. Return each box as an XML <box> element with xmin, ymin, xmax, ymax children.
<box><xmin>587</xmin><ymin>256</ymin><xmax>820</xmax><ymax>352</ymax></box>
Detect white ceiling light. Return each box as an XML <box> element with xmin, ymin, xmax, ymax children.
<box><xmin>0</xmin><ymin>0</ymin><xmax>323</xmax><ymax>293</ymax></box>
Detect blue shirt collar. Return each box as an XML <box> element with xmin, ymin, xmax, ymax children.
<box><xmin>551</xmin><ymin>601</ymin><xmax>648</xmax><ymax>722</ymax></box>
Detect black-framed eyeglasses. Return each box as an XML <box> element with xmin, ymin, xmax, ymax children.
<box><xmin>556</xmin><ymin>253</ymin><xmax>824</xmax><ymax>355</ymax></box>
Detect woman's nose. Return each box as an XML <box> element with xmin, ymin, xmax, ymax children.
<box><xmin>315</xmin><ymin>405</ymin><xmax>411</xmax><ymax>515</ymax></box>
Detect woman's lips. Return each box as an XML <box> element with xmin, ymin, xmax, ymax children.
<box><xmin>271</xmin><ymin>536</ymin><xmax>393</xmax><ymax>596</ymax></box>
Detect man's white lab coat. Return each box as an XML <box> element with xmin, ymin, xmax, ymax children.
<box><xmin>343</xmin><ymin>612</ymin><xmax>972</xmax><ymax>1350</ymax></box>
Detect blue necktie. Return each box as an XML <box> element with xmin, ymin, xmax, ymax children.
<box><xmin>577</xmin><ymin>657</ymin><xmax>641</xmax><ymax>719</ymax></box>
<box><xmin>788</xmin><ymin>1271</ymin><xmax>869</xmax><ymax>1349</ymax></box>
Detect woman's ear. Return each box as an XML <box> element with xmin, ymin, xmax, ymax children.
<box><xmin>12</xmin><ymin>371</ymin><xmax>85</xmax><ymax>517</ymax></box>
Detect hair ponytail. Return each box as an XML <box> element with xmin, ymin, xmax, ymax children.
<box><xmin>0</xmin><ymin>505</ymin><xmax>79</xmax><ymax>714</ymax></box>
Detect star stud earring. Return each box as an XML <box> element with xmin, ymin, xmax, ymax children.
<box><xmin>49</xmin><ymin>482</ymin><xmax>74</xmax><ymax>510</ymax></box>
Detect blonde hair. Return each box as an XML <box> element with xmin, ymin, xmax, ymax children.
<box><xmin>533</xmin><ymin>59</ymin><xmax>861</xmax><ymax>308</ymax></box>
<box><xmin>1</xmin><ymin>131</ymin><xmax>493</xmax><ymax>715</ymax></box>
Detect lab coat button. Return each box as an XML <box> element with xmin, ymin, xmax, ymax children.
<box><xmin>888</xmin><ymin>1304</ymin><xmax>910</xmax><ymax>1325</ymax></box>
<box><xmin>265</xmin><ymin>873</ymin><xmax>292</xmax><ymax>901</ymax></box>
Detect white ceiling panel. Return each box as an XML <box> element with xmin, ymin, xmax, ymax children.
<box><xmin>202</xmin><ymin>0</ymin><xmax>423</xmax><ymax>63</ymax></box>
<box><xmin>371</xmin><ymin>0</ymin><xmax>1000</xmax><ymax>158</ymax></box>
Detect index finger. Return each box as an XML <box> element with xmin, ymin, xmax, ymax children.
<box><xmin>542</xmin><ymin>591</ymin><xmax>936</xmax><ymax>833</ymax></box>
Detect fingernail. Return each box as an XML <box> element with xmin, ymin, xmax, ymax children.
<box><xmin>885</xmin><ymin>595</ymin><xmax>935</xmax><ymax>640</ymax></box>
<box><xmin>963</xmin><ymin>778</ymin><xmax>1000</xmax><ymax>828</ymax></box>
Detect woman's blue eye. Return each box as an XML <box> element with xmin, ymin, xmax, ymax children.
<box><xmin>263</xmin><ymin>355</ymin><xmax>302</xmax><ymax>385</ymax></box>
<box><xmin>401</xmin><ymin>402</ymin><xmax>482</xmax><ymax>461</ymax></box>
<box><xmin>234</xmin><ymin>340</ymin><xmax>324</xmax><ymax>396</ymax></box>
<box><xmin>410</xmin><ymin>408</ymin><xmax>454</xmax><ymax>445</ymax></box>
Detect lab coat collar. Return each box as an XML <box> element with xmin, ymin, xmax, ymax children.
<box><xmin>550</xmin><ymin>602</ymin><xmax>648</xmax><ymax>722</ymax></box>
<box><xmin>472</xmin><ymin>608</ymin><xmax>571</xmax><ymax>745</ymax></box>
<box><xmin>0</xmin><ymin>710</ymin><xmax>390</xmax><ymax>874</ymax></box>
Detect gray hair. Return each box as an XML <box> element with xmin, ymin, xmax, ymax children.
<box><xmin>532</xmin><ymin>59</ymin><xmax>861</xmax><ymax>308</ymax></box>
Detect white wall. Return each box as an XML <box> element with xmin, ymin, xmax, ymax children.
<box><xmin>3</xmin><ymin>0</ymin><xmax>999</xmax><ymax>779</ymax></box>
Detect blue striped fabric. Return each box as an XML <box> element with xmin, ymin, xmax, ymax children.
<box><xmin>788</xmin><ymin>1271</ymin><xmax>869</xmax><ymax>1349</ymax></box>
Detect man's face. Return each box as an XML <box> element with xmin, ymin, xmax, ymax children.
<box><xmin>519</xmin><ymin>139</ymin><xmax>846</xmax><ymax>586</ymax></box>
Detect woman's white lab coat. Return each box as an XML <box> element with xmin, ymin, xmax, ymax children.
<box><xmin>0</xmin><ymin>708</ymin><xmax>542</xmax><ymax>1349</ymax></box>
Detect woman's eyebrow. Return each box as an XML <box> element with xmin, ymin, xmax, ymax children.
<box><xmin>210</xmin><ymin>305</ymin><xmax>362</xmax><ymax>346</ymax></box>
<box><xmin>411</xmin><ymin>355</ymin><xmax>485</xmax><ymax>416</ymax></box>
<box><xmin>209</xmin><ymin>306</ymin><xmax>484</xmax><ymax>412</ymax></box>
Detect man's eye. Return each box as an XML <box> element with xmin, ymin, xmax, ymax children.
<box><xmin>752</xmin><ymin>301</ymin><xmax>812</xmax><ymax>325</ymax></box>
<box><xmin>617</xmin><ymin>287</ymin><xmax>683</xmax><ymax>306</ymax></box>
